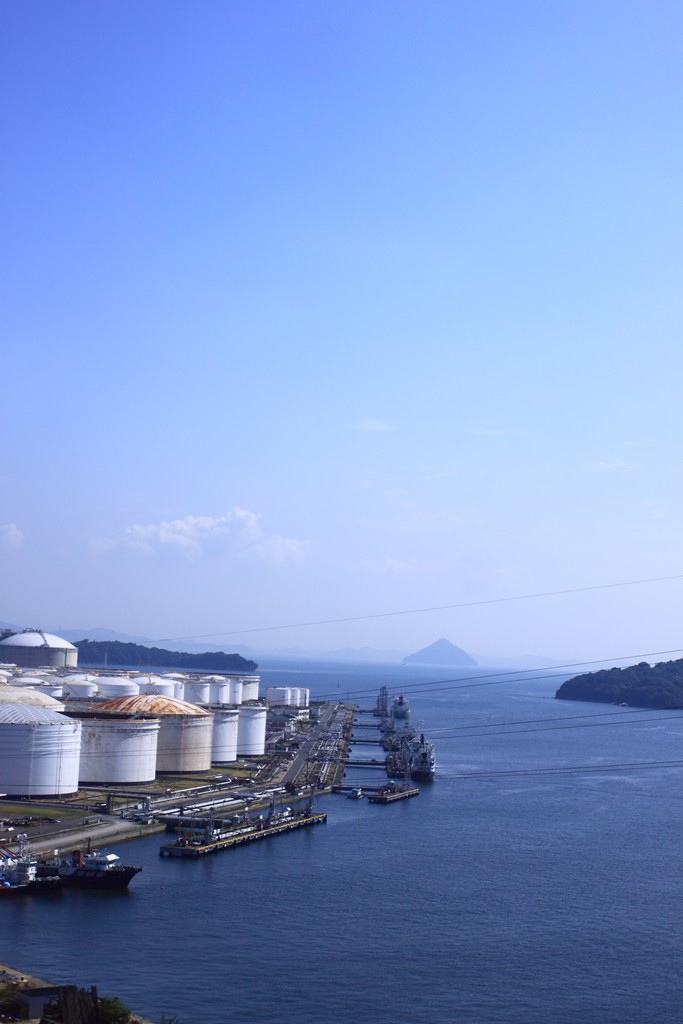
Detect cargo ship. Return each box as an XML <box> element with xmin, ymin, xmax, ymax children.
<box><xmin>410</xmin><ymin>732</ymin><xmax>436</xmax><ymax>782</ymax></box>
<box><xmin>391</xmin><ymin>694</ymin><xmax>410</xmax><ymax>719</ymax></box>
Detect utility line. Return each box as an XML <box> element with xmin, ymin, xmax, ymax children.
<box><xmin>446</xmin><ymin>759</ymin><xmax>683</xmax><ymax>780</ymax></box>
<box><xmin>150</xmin><ymin>572</ymin><xmax>683</xmax><ymax>644</ymax></box>
<box><xmin>316</xmin><ymin>645</ymin><xmax>683</xmax><ymax>702</ymax></box>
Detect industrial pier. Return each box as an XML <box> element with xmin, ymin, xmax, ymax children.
<box><xmin>367</xmin><ymin>785</ymin><xmax>419</xmax><ymax>803</ymax></box>
<box><xmin>159</xmin><ymin>810</ymin><xmax>327</xmax><ymax>857</ymax></box>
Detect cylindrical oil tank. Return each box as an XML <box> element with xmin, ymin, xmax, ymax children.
<box><xmin>204</xmin><ymin>678</ymin><xmax>229</xmax><ymax>704</ymax></box>
<box><xmin>162</xmin><ymin>673</ymin><xmax>187</xmax><ymax>700</ymax></box>
<box><xmin>76</xmin><ymin>714</ymin><xmax>160</xmax><ymax>784</ymax></box>
<box><xmin>62</xmin><ymin>679</ymin><xmax>98</xmax><ymax>699</ymax></box>
<box><xmin>237</xmin><ymin>705</ymin><xmax>267</xmax><ymax>757</ymax></box>
<box><xmin>266</xmin><ymin>686</ymin><xmax>291</xmax><ymax>706</ymax></box>
<box><xmin>0</xmin><ymin>630</ymin><xmax>78</xmax><ymax>669</ymax></box>
<box><xmin>240</xmin><ymin>675</ymin><xmax>260</xmax><ymax>702</ymax></box>
<box><xmin>95</xmin><ymin>677</ymin><xmax>140</xmax><ymax>698</ymax></box>
<box><xmin>0</xmin><ymin>685</ymin><xmax>64</xmax><ymax>709</ymax></box>
<box><xmin>100</xmin><ymin>695</ymin><xmax>213</xmax><ymax>773</ymax></box>
<box><xmin>293</xmin><ymin>687</ymin><xmax>310</xmax><ymax>708</ymax></box>
<box><xmin>211</xmin><ymin>708</ymin><xmax>239</xmax><ymax>763</ymax></box>
<box><xmin>226</xmin><ymin>677</ymin><xmax>243</xmax><ymax>705</ymax></box>
<box><xmin>0</xmin><ymin>703</ymin><xmax>81</xmax><ymax>796</ymax></box>
<box><xmin>184</xmin><ymin>679</ymin><xmax>210</xmax><ymax>705</ymax></box>
<box><xmin>41</xmin><ymin>682</ymin><xmax>64</xmax><ymax>698</ymax></box>
<box><xmin>156</xmin><ymin>713</ymin><xmax>213</xmax><ymax>772</ymax></box>
<box><xmin>134</xmin><ymin>675</ymin><xmax>175</xmax><ymax>697</ymax></box>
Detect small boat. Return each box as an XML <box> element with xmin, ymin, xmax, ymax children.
<box><xmin>346</xmin><ymin>787</ymin><xmax>364</xmax><ymax>800</ymax></box>
<box><xmin>36</xmin><ymin>846</ymin><xmax>141</xmax><ymax>890</ymax></box>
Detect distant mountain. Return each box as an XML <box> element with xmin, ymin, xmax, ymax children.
<box><xmin>403</xmin><ymin>639</ymin><xmax>478</xmax><ymax>667</ymax></box>
<box><xmin>75</xmin><ymin>640</ymin><xmax>257</xmax><ymax>673</ymax></box>
<box><xmin>57</xmin><ymin>626</ymin><xmax>154</xmax><ymax>645</ymax></box>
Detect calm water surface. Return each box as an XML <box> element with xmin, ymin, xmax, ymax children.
<box><xmin>3</xmin><ymin>660</ymin><xmax>683</xmax><ymax>1023</ymax></box>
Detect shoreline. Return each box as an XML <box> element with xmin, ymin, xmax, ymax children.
<box><xmin>0</xmin><ymin>962</ymin><xmax>156</xmax><ymax>1024</ymax></box>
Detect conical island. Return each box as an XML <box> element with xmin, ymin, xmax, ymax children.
<box><xmin>403</xmin><ymin>639</ymin><xmax>478</xmax><ymax>667</ymax></box>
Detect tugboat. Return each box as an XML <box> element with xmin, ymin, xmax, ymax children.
<box><xmin>410</xmin><ymin>732</ymin><xmax>436</xmax><ymax>782</ymax></box>
<box><xmin>36</xmin><ymin>844</ymin><xmax>141</xmax><ymax>890</ymax></box>
<box><xmin>346</xmin><ymin>787</ymin><xmax>364</xmax><ymax>800</ymax></box>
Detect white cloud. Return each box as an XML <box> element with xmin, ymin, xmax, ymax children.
<box><xmin>350</xmin><ymin>417</ymin><xmax>393</xmax><ymax>433</ymax></box>
<box><xmin>251</xmin><ymin>535</ymin><xmax>309</xmax><ymax>567</ymax></box>
<box><xmin>93</xmin><ymin>507</ymin><xmax>308</xmax><ymax>566</ymax></box>
<box><xmin>0</xmin><ymin>523</ymin><xmax>24</xmax><ymax>548</ymax></box>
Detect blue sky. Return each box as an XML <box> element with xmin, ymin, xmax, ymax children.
<box><xmin>3</xmin><ymin>1</ymin><xmax>683</xmax><ymax>661</ymax></box>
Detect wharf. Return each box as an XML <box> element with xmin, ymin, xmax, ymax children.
<box><xmin>345</xmin><ymin>759</ymin><xmax>386</xmax><ymax>768</ymax></box>
<box><xmin>367</xmin><ymin>786</ymin><xmax>420</xmax><ymax>804</ymax></box>
<box><xmin>159</xmin><ymin>811</ymin><xmax>327</xmax><ymax>857</ymax></box>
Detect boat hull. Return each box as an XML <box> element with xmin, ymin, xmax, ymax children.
<box><xmin>59</xmin><ymin>866</ymin><xmax>141</xmax><ymax>889</ymax></box>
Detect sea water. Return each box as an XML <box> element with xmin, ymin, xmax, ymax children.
<box><xmin>3</xmin><ymin>659</ymin><xmax>683</xmax><ymax>1024</ymax></box>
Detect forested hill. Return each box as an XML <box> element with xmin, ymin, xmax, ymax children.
<box><xmin>76</xmin><ymin>640</ymin><xmax>258</xmax><ymax>673</ymax></box>
<box><xmin>556</xmin><ymin>659</ymin><xmax>683</xmax><ymax>709</ymax></box>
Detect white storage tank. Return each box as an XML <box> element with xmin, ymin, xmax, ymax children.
<box><xmin>240</xmin><ymin>675</ymin><xmax>260</xmax><ymax>702</ymax></box>
<box><xmin>0</xmin><ymin>685</ymin><xmax>64</xmax><ymax>709</ymax></box>
<box><xmin>95</xmin><ymin>677</ymin><xmax>140</xmax><ymax>698</ymax></box>
<box><xmin>184</xmin><ymin>679</ymin><xmax>211</xmax><ymax>705</ymax></box>
<box><xmin>76</xmin><ymin>713</ymin><xmax>160</xmax><ymax>784</ymax></box>
<box><xmin>0</xmin><ymin>629</ymin><xmax>78</xmax><ymax>669</ymax></box>
<box><xmin>134</xmin><ymin>675</ymin><xmax>175</xmax><ymax>697</ymax></box>
<box><xmin>293</xmin><ymin>687</ymin><xmax>310</xmax><ymax>708</ymax></box>
<box><xmin>0</xmin><ymin>703</ymin><xmax>81</xmax><ymax>796</ymax></box>
<box><xmin>266</xmin><ymin>686</ymin><xmax>292</xmax><ymax>706</ymax></box>
<box><xmin>211</xmin><ymin>708</ymin><xmax>239</xmax><ymax>763</ymax></box>
<box><xmin>201</xmin><ymin>676</ymin><xmax>229</xmax><ymax>704</ymax></box>
<box><xmin>237</xmin><ymin>705</ymin><xmax>267</xmax><ymax>757</ymax></box>
<box><xmin>62</xmin><ymin>679</ymin><xmax>98</xmax><ymax>699</ymax></box>
<box><xmin>41</xmin><ymin>682</ymin><xmax>64</xmax><ymax>698</ymax></box>
<box><xmin>161</xmin><ymin>673</ymin><xmax>187</xmax><ymax>700</ymax></box>
<box><xmin>101</xmin><ymin>695</ymin><xmax>213</xmax><ymax>773</ymax></box>
<box><xmin>226</xmin><ymin>676</ymin><xmax>243</xmax><ymax>705</ymax></box>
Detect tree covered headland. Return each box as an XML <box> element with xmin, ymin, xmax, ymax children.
<box><xmin>76</xmin><ymin>639</ymin><xmax>258</xmax><ymax>673</ymax></box>
<box><xmin>556</xmin><ymin>659</ymin><xmax>683</xmax><ymax>709</ymax></box>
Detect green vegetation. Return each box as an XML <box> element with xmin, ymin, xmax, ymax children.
<box><xmin>0</xmin><ymin>801</ymin><xmax>79</xmax><ymax>820</ymax></box>
<box><xmin>75</xmin><ymin>639</ymin><xmax>257</xmax><ymax>673</ymax></box>
<box><xmin>98</xmin><ymin>996</ymin><xmax>131</xmax><ymax>1024</ymax></box>
<box><xmin>556</xmin><ymin>659</ymin><xmax>683</xmax><ymax>709</ymax></box>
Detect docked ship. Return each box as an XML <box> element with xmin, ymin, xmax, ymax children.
<box><xmin>0</xmin><ymin>839</ymin><xmax>62</xmax><ymax>895</ymax></box>
<box><xmin>410</xmin><ymin>733</ymin><xmax>436</xmax><ymax>782</ymax></box>
<box><xmin>36</xmin><ymin>848</ymin><xmax>141</xmax><ymax>890</ymax></box>
<box><xmin>391</xmin><ymin>694</ymin><xmax>410</xmax><ymax>720</ymax></box>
